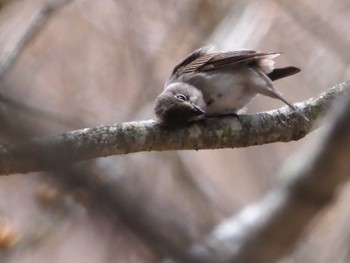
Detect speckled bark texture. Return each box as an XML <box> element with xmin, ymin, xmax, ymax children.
<box><xmin>0</xmin><ymin>81</ymin><xmax>348</xmax><ymax>175</ymax></box>
<box><xmin>187</xmin><ymin>80</ymin><xmax>350</xmax><ymax>263</ymax></box>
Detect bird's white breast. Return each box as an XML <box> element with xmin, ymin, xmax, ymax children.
<box><xmin>196</xmin><ymin>68</ymin><xmax>263</xmax><ymax>115</ymax></box>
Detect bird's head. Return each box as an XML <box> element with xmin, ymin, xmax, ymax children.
<box><xmin>154</xmin><ymin>82</ymin><xmax>206</xmax><ymax>127</ymax></box>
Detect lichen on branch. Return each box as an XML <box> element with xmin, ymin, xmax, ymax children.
<box><xmin>0</xmin><ymin>81</ymin><xmax>348</xmax><ymax>175</ymax></box>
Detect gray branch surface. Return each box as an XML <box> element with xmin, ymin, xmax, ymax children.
<box><xmin>0</xmin><ymin>81</ymin><xmax>348</xmax><ymax>175</ymax></box>
<box><xmin>2</xmin><ymin>1</ymin><xmax>350</xmax><ymax>263</ymax></box>
<box><xmin>188</xmin><ymin>81</ymin><xmax>350</xmax><ymax>263</ymax></box>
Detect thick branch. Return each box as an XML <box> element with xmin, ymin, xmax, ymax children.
<box><xmin>188</xmin><ymin>81</ymin><xmax>350</xmax><ymax>263</ymax></box>
<box><xmin>0</xmin><ymin>81</ymin><xmax>348</xmax><ymax>175</ymax></box>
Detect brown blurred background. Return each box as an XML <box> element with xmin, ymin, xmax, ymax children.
<box><xmin>0</xmin><ymin>0</ymin><xmax>350</xmax><ymax>262</ymax></box>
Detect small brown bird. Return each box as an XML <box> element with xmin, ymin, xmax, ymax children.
<box><xmin>154</xmin><ymin>46</ymin><xmax>302</xmax><ymax>126</ymax></box>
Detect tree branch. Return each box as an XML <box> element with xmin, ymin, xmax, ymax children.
<box><xmin>0</xmin><ymin>81</ymin><xmax>348</xmax><ymax>175</ymax></box>
<box><xmin>0</xmin><ymin>0</ymin><xmax>73</xmax><ymax>80</ymax></box>
<box><xmin>188</xmin><ymin>81</ymin><xmax>350</xmax><ymax>263</ymax></box>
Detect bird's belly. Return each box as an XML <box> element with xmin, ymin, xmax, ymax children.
<box><xmin>205</xmin><ymin>90</ymin><xmax>257</xmax><ymax>114</ymax></box>
<box><xmin>199</xmin><ymin>72</ymin><xmax>258</xmax><ymax>115</ymax></box>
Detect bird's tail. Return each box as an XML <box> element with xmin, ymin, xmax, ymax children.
<box><xmin>268</xmin><ymin>66</ymin><xmax>301</xmax><ymax>81</ymax></box>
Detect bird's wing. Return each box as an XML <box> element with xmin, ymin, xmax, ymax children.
<box><xmin>170</xmin><ymin>47</ymin><xmax>281</xmax><ymax>81</ymax></box>
<box><xmin>198</xmin><ymin>51</ymin><xmax>280</xmax><ymax>72</ymax></box>
<box><xmin>170</xmin><ymin>46</ymin><xmax>216</xmax><ymax>80</ymax></box>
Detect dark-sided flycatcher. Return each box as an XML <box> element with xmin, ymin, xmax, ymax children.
<box><xmin>154</xmin><ymin>46</ymin><xmax>302</xmax><ymax>126</ymax></box>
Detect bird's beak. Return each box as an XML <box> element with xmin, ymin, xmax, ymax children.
<box><xmin>192</xmin><ymin>103</ymin><xmax>205</xmax><ymax>115</ymax></box>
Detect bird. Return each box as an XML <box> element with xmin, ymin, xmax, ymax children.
<box><xmin>154</xmin><ymin>45</ymin><xmax>303</xmax><ymax>126</ymax></box>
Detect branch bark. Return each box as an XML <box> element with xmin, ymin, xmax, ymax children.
<box><xmin>0</xmin><ymin>81</ymin><xmax>348</xmax><ymax>175</ymax></box>
<box><xmin>188</xmin><ymin>80</ymin><xmax>350</xmax><ymax>263</ymax></box>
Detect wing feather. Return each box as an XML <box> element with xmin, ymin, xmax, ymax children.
<box><xmin>199</xmin><ymin>52</ymin><xmax>280</xmax><ymax>72</ymax></box>
<box><xmin>169</xmin><ymin>47</ymin><xmax>281</xmax><ymax>82</ymax></box>
<box><xmin>170</xmin><ymin>46</ymin><xmax>215</xmax><ymax>79</ymax></box>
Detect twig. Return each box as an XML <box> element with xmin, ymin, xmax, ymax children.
<box><xmin>0</xmin><ymin>0</ymin><xmax>77</xmax><ymax>130</ymax></box>
<box><xmin>0</xmin><ymin>0</ymin><xmax>72</xmax><ymax>80</ymax></box>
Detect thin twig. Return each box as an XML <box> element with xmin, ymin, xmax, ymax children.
<box><xmin>0</xmin><ymin>0</ymin><xmax>72</xmax><ymax>80</ymax></box>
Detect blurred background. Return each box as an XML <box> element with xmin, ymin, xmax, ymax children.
<box><xmin>0</xmin><ymin>0</ymin><xmax>350</xmax><ymax>262</ymax></box>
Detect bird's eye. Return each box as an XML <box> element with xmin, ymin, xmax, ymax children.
<box><xmin>175</xmin><ymin>94</ymin><xmax>187</xmax><ymax>101</ymax></box>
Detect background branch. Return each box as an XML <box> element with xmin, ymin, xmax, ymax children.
<box><xmin>2</xmin><ymin>2</ymin><xmax>350</xmax><ymax>263</ymax></box>
<box><xmin>188</xmin><ymin>80</ymin><xmax>350</xmax><ymax>263</ymax></box>
<box><xmin>0</xmin><ymin>81</ymin><xmax>348</xmax><ymax>175</ymax></box>
<box><xmin>0</xmin><ymin>0</ymin><xmax>72</xmax><ymax>80</ymax></box>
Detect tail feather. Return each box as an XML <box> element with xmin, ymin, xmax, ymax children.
<box><xmin>268</xmin><ymin>66</ymin><xmax>301</xmax><ymax>81</ymax></box>
<box><xmin>257</xmin><ymin>53</ymin><xmax>280</xmax><ymax>73</ymax></box>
